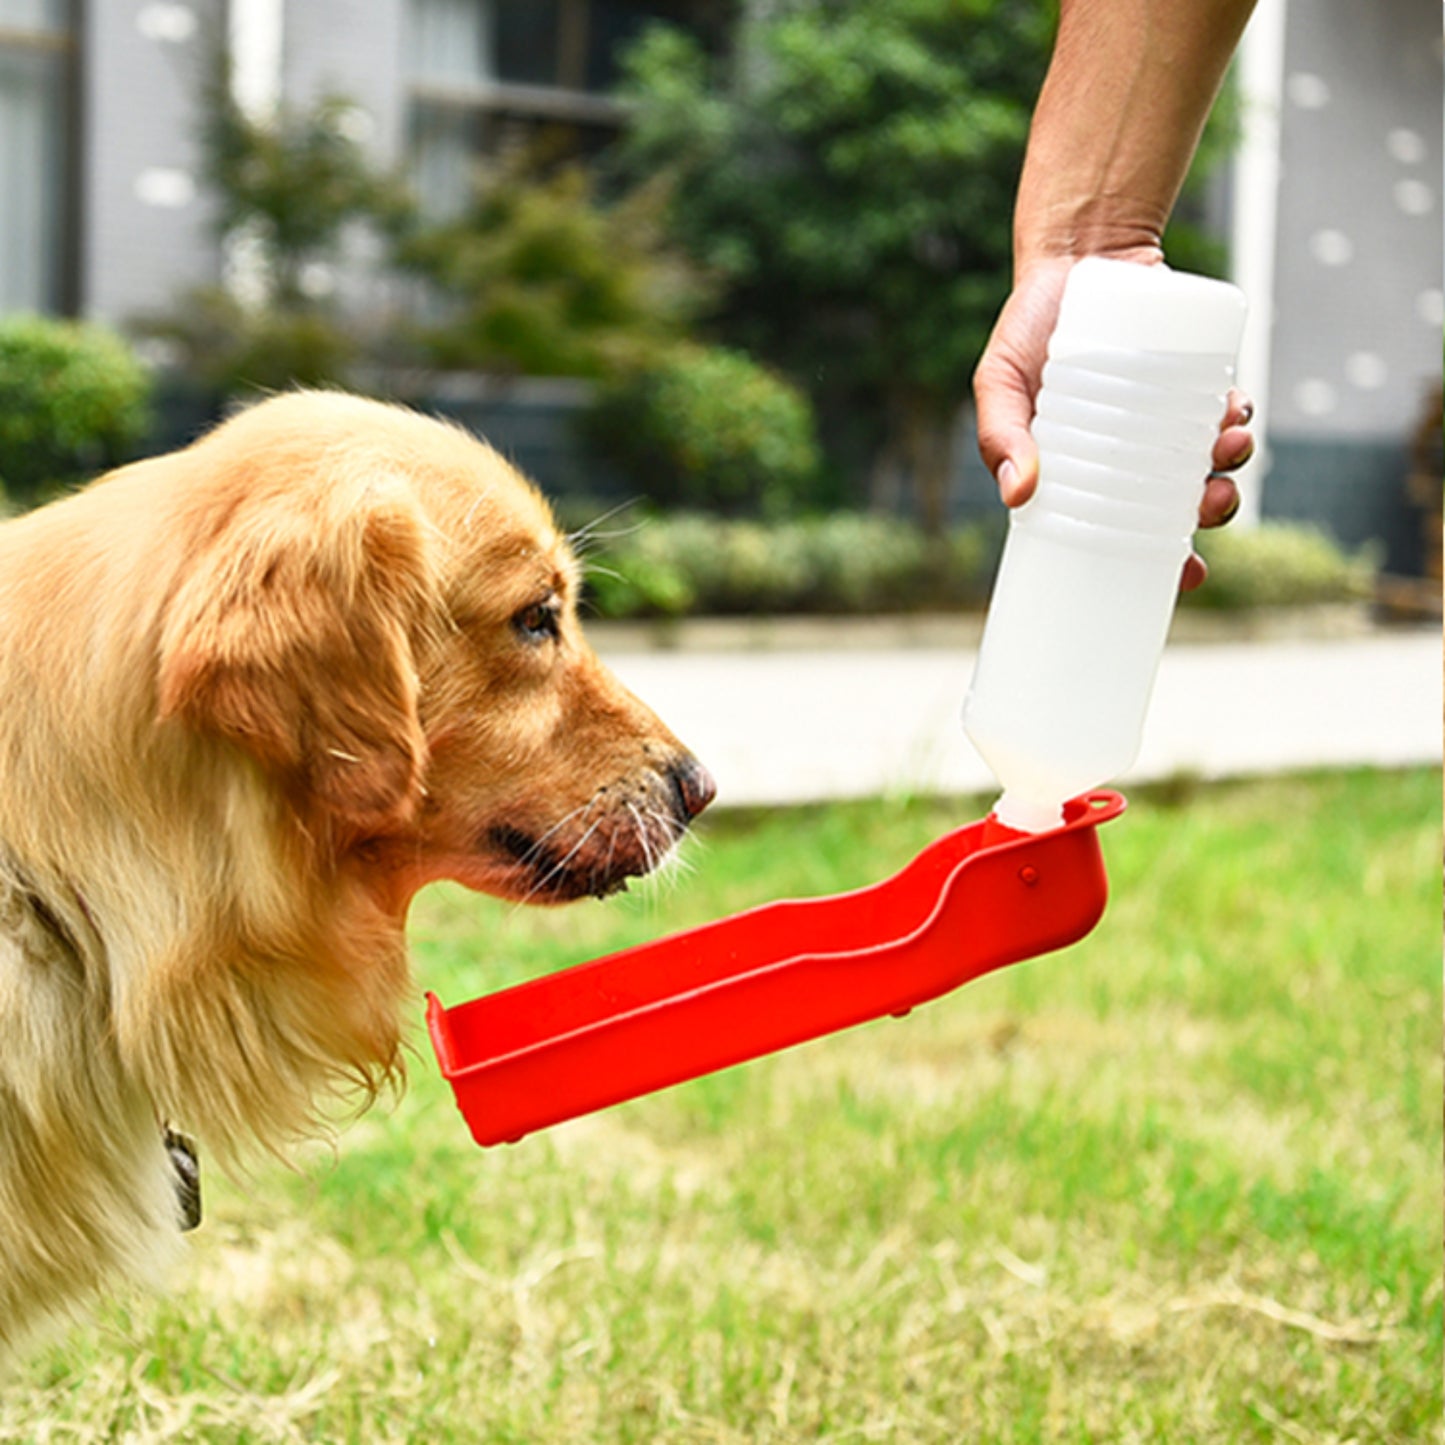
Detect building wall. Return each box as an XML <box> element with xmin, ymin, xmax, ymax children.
<box><xmin>1259</xmin><ymin>0</ymin><xmax>1442</xmax><ymax>571</ymax></box>
<box><xmin>78</xmin><ymin>0</ymin><xmax>411</xmax><ymax>331</ymax></box>
<box><xmin>1268</xmin><ymin>0</ymin><xmax>1440</xmax><ymax>441</ymax></box>
<box><xmin>80</xmin><ymin>0</ymin><xmax>221</xmax><ymax>327</ymax></box>
<box><xmin>278</xmin><ymin>0</ymin><xmax>409</xmax><ymax>314</ymax></box>
<box><xmin>282</xmin><ymin>0</ymin><xmax>406</xmax><ymax>161</ymax></box>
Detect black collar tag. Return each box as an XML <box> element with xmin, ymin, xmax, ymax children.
<box><xmin>164</xmin><ymin>1128</ymin><xmax>202</xmax><ymax>1232</ymax></box>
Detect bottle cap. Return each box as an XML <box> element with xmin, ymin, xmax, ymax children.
<box><xmin>993</xmin><ymin>791</ymin><xmax>1067</xmax><ymax>834</ymax></box>
<box><xmin>1050</xmin><ymin>258</ymin><xmax>1248</xmax><ymax>361</ymax></box>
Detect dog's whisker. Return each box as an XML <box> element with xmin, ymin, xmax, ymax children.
<box><xmin>578</xmin><ymin>561</ymin><xmax>629</xmax><ymax>586</ymax></box>
<box><xmin>529</xmin><ymin>818</ymin><xmax>607</xmax><ymax>902</ymax></box>
<box><xmin>627</xmin><ymin>802</ymin><xmax>658</xmax><ymax>880</ymax></box>
<box><xmin>499</xmin><ymin>797</ymin><xmax>613</xmax><ymax>917</ymax></box>
<box><xmin>509</xmin><ymin>812</ymin><xmax>610</xmax><ymax>910</ymax></box>
<box><xmin>645</xmin><ymin>799</ymin><xmax>684</xmax><ymax>846</ymax></box>
<box><xmin>514</xmin><ymin>801</ymin><xmax>595</xmax><ymax>867</ymax></box>
<box><xmin>593</xmin><ymin>815</ymin><xmax>618</xmax><ymax>889</ymax></box>
<box><xmin>505</xmin><ymin>785</ymin><xmax>694</xmax><ymax>910</ymax></box>
<box><xmin>566</xmin><ymin>498</ymin><xmax>645</xmax><ymax>553</ymax></box>
<box><xmin>624</xmin><ymin>801</ymin><xmax>645</xmax><ymax>869</ymax></box>
<box><xmin>540</xmin><ymin>820</ymin><xmax>600</xmax><ymax>879</ymax></box>
<box><xmin>502</xmin><ymin>795</ymin><xmax>604</xmax><ymax>876</ymax></box>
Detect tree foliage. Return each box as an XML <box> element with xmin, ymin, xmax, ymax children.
<box><xmin>614</xmin><ymin>0</ymin><xmax>1056</xmax><ymax>524</ymax></box>
<box><xmin>141</xmin><ymin>64</ymin><xmax>409</xmax><ymax>395</ymax></box>
<box><xmin>395</xmin><ymin>162</ymin><xmax>704</xmax><ymax>379</ymax></box>
<box><xmin>201</xmin><ymin>78</ymin><xmax>409</xmax><ymax>310</ymax></box>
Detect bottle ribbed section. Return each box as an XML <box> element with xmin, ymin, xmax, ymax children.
<box><xmin>1028</xmin><ymin>349</ymin><xmax>1238</xmax><ymax>552</ymax></box>
<box><xmin>961</xmin><ymin>258</ymin><xmax>1248</xmax><ymax>832</ymax></box>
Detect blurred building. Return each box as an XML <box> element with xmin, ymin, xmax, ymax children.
<box><xmin>1</xmin><ymin>0</ymin><xmax>725</xmax><ymax>320</ymax></box>
<box><xmin>1229</xmin><ymin>0</ymin><xmax>1442</xmax><ymax>578</ymax></box>
<box><xmin>1</xmin><ymin>0</ymin><xmax>1439</xmax><ymax>573</ymax></box>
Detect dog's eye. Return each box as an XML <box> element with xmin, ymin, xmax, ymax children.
<box><xmin>513</xmin><ymin>599</ymin><xmax>561</xmax><ymax>645</ymax></box>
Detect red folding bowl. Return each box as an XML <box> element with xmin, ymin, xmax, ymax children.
<box><xmin>427</xmin><ymin>790</ymin><xmax>1126</xmax><ymax>1146</ymax></box>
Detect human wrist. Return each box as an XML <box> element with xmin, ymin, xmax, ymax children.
<box><xmin>1013</xmin><ymin>196</ymin><xmax>1168</xmax><ymax>276</ymax></box>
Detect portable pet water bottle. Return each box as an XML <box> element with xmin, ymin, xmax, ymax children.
<box><xmin>962</xmin><ymin>258</ymin><xmax>1248</xmax><ymax>832</ymax></box>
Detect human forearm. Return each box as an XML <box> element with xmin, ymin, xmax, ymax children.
<box><xmin>973</xmin><ymin>0</ymin><xmax>1257</xmax><ymax>535</ymax></box>
<box><xmin>1013</xmin><ymin>0</ymin><xmax>1258</xmax><ymax>270</ymax></box>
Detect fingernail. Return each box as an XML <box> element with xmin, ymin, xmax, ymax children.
<box><xmin>1238</xmin><ymin>400</ymin><xmax>1254</xmax><ymax>426</ymax></box>
<box><xmin>998</xmin><ymin>459</ymin><xmax>1019</xmax><ymax>502</ymax></box>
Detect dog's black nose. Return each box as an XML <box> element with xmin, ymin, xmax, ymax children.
<box><xmin>672</xmin><ymin>756</ymin><xmax>717</xmax><ymax>820</ymax></box>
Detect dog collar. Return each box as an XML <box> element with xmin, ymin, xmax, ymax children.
<box><xmin>164</xmin><ymin>1128</ymin><xmax>202</xmax><ymax>1232</ymax></box>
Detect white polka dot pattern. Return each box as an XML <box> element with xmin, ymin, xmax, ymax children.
<box><xmin>1268</xmin><ymin>2</ymin><xmax>1440</xmax><ymax>437</ymax></box>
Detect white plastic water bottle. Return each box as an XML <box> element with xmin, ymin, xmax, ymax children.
<box><xmin>962</xmin><ymin>258</ymin><xmax>1248</xmax><ymax>832</ymax></box>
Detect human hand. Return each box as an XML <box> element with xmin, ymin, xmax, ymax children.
<box><xmin>972</xmin><ymin>257</ymin><xmax>1255</xmax><ymax>592</ymax></box>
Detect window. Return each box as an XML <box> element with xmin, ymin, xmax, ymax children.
<box><xmin>0</xmin><ymin>0</ymin><xmax>75</xmax><ymax>314</ymax></box>
<box><xmin>404</xmin><ymin>0</ymin><xmax>694</xmax><ymax>217</ymax></box>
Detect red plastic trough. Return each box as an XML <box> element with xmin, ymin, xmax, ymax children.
<box><xmin>427</xmin><ymin>790</ymin><xmax>1126</xmax><ymax>1146</ymax></box>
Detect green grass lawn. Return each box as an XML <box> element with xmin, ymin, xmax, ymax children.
<box><xmin>3</xmin><ymin>770</ymin><xmax>1439</xmax><ymax>1443</ymax></box>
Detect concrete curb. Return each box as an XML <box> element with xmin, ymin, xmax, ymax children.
<box><xmin>588</xmin><ymin>604</ymin><xmax>1381</xmax><ymax>657</ymax></box>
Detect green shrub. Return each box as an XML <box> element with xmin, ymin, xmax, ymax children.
<box><xmin>583</xmin><ymin>528</ymin><xmax>698</xmax><ymax>619</ymax></box>
<box><xmin>804</xmin><ymin>512</ymin><xmax>992</xmax><ymax>613</ymax></box>
<box><xmin>581</xmin><ymin>511</ymin><xmax>994</xmax><ymax>618</ymax></box>
<box><xmin>582</xmin><ymin>513</ymin><xmax>1377</xmax><ymax>621</ymax></box>
<box><xmin>142</xmin><ymin>287</ymin><xmax>363</xmax><ymax>396</ymax></box>
<box><xmin>398</xmin><ymin>164</ymin><xmax>703</xmax><ymax>382</ymax></box>
<box><xmin>0</xmin><ymin>315</ymin><xmax>152</xmax><ymax>506</ymax></box>
<box><xmin>584</xmin><ymin>345</ymin><xmax>824</xmax><ymax>518</ymax></box>
<box><xmin>1190</xmin><ymin>521</ymin><xmax>1378</xmax><ymax>610</ymax></box>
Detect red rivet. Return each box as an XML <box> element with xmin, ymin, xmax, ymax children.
<box><xmin>1019</xmin><ymin>866</ymin><xmax>1039</xmax><ymax>886</ymax></box>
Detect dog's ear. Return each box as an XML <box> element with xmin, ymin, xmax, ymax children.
<box><xmin>157</xmin><ymin>478</ymin><xmax>438</xmax><ymax>829</ymax></box>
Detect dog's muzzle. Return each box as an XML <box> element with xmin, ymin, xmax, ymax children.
<box><xmin>490</xmin><ymin>754</ymin><xmax>716</xmax><ymax>902</ymax></box>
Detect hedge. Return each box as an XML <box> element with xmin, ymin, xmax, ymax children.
<box><xmin>0</xmin><ymin>314</ymin><xmax>152</xmax><ymax>507</ymax></box>
<box><xmin>581</xmin><ymin>512</ymin><xmax>1377</xmax><ymax>620</ymax></box>
<box><xmin>582</xmin><ymin>511</ymin><xmax>993</xmax><ymax>618</ymax></box>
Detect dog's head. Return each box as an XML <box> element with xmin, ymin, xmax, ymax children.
<box><xmin>155</xmin><ymin>392</ymin><xmax>714</xmax><ymax>909</ymax></box>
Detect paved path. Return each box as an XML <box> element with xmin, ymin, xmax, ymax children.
<box><xmin>596</xmin><ymin>626</ymin><xmax>1441</xmax><ymax>808</ymax></box>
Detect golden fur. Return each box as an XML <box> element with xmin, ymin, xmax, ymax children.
<box><xmin>0</xmin><ymin>391</ymin><xmax>713</xmax><ymax>1361</ymax></box>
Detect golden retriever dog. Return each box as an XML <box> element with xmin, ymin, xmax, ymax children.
<box><xmin>0</xmin><ymin>390</ymin><xmax>714</xmax><ymax>1362</ymax></box>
